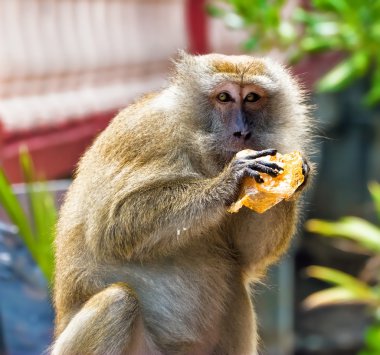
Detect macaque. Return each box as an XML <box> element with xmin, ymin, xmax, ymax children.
<box><xmin>52</xmin><ymin>52</ymin><xmax>312</xmax><ymax>354</ymax></box>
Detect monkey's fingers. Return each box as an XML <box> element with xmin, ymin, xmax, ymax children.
<box><xmin>247</xmin><ymin>149</ymin><xmax>277</xmax><ymax>159</ymax></box>
<box><xmin>296</xmin><ymin>157</ymin><xmax>310</xmax><ymax>192</ymax></box>
<box><xmin>246</xmin><ymin>169</ymin><xmax>264</xmax><ymax>183</ymax></box>
<box><xmin>255</xmin><ymin>161</ymin><xmax>284</xmax><ymax>172</ymax></box>
<box><xmin>250</xmin><ymin>162</ymin><xmax>281</xmax><ymax>177</ymax></box>
<box><xmin>302</xmin><ymin>158</ymin><xmax>310</xmax><ymax>177</ymax></box>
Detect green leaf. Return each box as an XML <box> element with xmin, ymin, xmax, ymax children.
<box><xmin>243</xmin><ymin>36</ymin><xmax>258</xmax><ymax>51</ymax></box>
<box><xmin>0</xmin><ymin>170</ymin><xmax>39</xmax><ymax>263</ymax></box>
<box><xmin>306</xmin><ymin>266</ymin><xmax>377</xmax><ymax>299</ymax></box>
<box><xmin>20</xmin><ymin>150</ymin><xmax>44</xmax><ymax>237</ymax></box>
<box><xmin>368</xmin><ymin>182</ymin><xmax>380</xmax><ymax>222</ymax></box>
<box><xmin>293</xmin><ymin>8</ymin><xmax>319</xmax><ymax>25</ymax></box>
<box><xmin>25</xmin><ymin>182</ymin><xmax>56</xmax><ymax>282</ymax></box>
<box><xmin>313</xmin><ymin>21</ymin><xmax>339</xmax><ymax>36</ymax></box>
<box><xmin>300</xmin><ymin>36</ymin><xmax>338</xmax><ymax>52</ymax></box>
<box><xmin>305</xmin><ymin>217</ymin><xmax>380</xmax><ymax>252</ymax></box>
<box><xmin>313</xmin><ymin>0</ymin><xmax>350</xmax><ymax>14</ymax></box>
<box><xmin>364</xmin><ymin>84</ymin><xmax>380</xmax><ymax>106</ymax></box>
<box><xmin>316</xmin><ymin>59</ymin><xmax>355</xmax><ymax>92</ymax></box>
<box><xmin>0</xmin><ymin>169</ymin><xmax>52</xmax><ymax>282</ymax></box>
<box><xmin>19</xmin><ymin>149</ymin><xmax>55</xmax><ymax>283</ymax></box>
<box><xmin>316</xmin><ymin>53</ymin><xmax>370</xmax><ymax>92</ymax></box>
<box><xmin>278</xmin><ymin>21</ymin><xmax>296</xmax><ymax>43</ymax></box>
<box><xmin>224</xmin><ymin>12</ymin><xmax>245</xmax><ymax>29</ymax></box>
<box><xmin>303</xmin><ymin>286</ymin><xmax>377</xmax><ymax>309</ymax></box>
<box><xmin>364</xmin><ymin>67</ymin><xmax>380</xmax><ymax>106</ymax></box>
<box><xmin>0</xmin><ymin>148</ymin><xmax>56</xmax><ymax>283</ymax></box>
<box><xmin>370</xmin><ymin>22</ymin><xmax>380</xmax><ymax>41</ymax></box>
<box><xmin>361</xmin><ymin>323</ymin><xmax>380</xmax><ymax>353</ymax></box>
<box><xmin>205</xmin><ymin>4</ymin><xmax>226</xmax><ymax>18</ymax></box>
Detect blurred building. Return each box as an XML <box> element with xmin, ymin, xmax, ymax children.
<box><xmin>0</xmin><ymin>0</ymin><xmax>247</xmax><ymax>182</ymax></box>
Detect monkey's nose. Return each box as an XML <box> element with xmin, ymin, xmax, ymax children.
<box><xmin>233</xmin><ymin>131</ymin><xmax>252</xmax><ymax>140</ymax></box>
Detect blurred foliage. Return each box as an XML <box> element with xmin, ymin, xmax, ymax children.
<box><xmin>207</xmin><ymin>0</ymin><xmax>292</xmax><ymax>52</ymax></box>
<box><xmin>206</xmin><ymin>0</ymin><xmax>380</xmax><ymax>105</ymax></box>
<box><xmin>304</xmin><ymin>182</ymin><xmax>380</xmax><ymax>354</ymax></box>
<box><xmin>0</xmin><ymin>149</ymin><xmax>56</xmax><ymax>284</ymax></box>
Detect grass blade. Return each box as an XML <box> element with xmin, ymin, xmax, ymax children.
<box><xmin>0</xmin><ymin>170</ymin><xmax>38</xmax><ymax>262</ymax></box>
<box><xmin>303</xmin><ymin>286</ymin><xmax>378</xmax><ymax>309</ymax></box>
<box><xmin>305</xmin><ymin>217</ymin><xmax>380</xmax><ymax>252</ymax></box>
<box><xmin>306</xmin><ymin>266</ymin><xmax>376</xmax><ymax>298</ymax></box>
<box><xmin>368</xmin><ymin>181</ymin><xmax>380</xmax><ymax>222</ymax></box>
<box><xmin>19</xmin><ymin>149</ymin><xmax>55</xmax><ymax>283</ymax></box>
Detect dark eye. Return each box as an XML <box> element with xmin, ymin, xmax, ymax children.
<box><xmin>217</xmin><ymin>92</ymin><xmax>232</xmax><ymax>103</ymax></box>
<box><xmin>245</xmin><ymin>92</ymin><xmax>261</xmax><ymax>102</ymax></box>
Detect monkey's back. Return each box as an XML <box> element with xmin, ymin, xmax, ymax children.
<box><xmin>53</xmin><ymin>100</ymin><xmax>222</xmax><ymax>335</ymax></box>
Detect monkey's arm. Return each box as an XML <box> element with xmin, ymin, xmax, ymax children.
<box><xmin>95</xmin><ymin>170</ymin><xmax>235</xmax><ymax>260</ymax></box>
<box><xmin>90</xmin><ymin>150</ymin><xmax>281</xmax><ymax>260</ymax></box>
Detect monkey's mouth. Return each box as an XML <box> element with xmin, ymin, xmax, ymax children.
<box><xmin>223</xmin><ymin>147</ymin><xmax>249</xmax><ymax>161</ymax></box>
<box><xmin>223</xmin><ymin>139</ymin><xmax>266</xmax><ymax>159</ymax></box>
<box><xmin>226</xmin><ymin>140</ymin><xmax>254</xmax><ymax>153</ymax></box>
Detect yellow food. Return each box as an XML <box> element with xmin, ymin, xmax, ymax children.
<box><xmin>228</xmin><ymin>150</ymin><xmax>304</xmax><ymax>214</ymax></box>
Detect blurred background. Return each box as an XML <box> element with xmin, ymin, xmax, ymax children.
<box><xmin>0</xmin><ymin>0</ymin><xmax>380</xmax><ymax>354</ymax></box>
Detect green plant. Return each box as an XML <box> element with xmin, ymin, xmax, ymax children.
<box><xmin>0</xmin><ymin>149</ymin><xmax>57</xmax><ymax>284</ymax></box>
<box><xmin>207</xmin><ymin>0</ymin><xmax>380</xmax><ymax>105</ymax></box>
<box><xmin>304</xmin><ymin>182</ymin><xmax>380</xmax><ymax>354</ymax></box>
<box><xmin>207</xmin><ymin>0</ymin><xmax>293</xmax><ymax>52</ymax></box>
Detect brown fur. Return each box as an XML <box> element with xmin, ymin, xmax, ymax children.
<box><xmin>52</xmin><ymin>51</ymin><xmax>313</xmax><ymax>354</ymax></box>
<box><xmin>211</xmin><ymin>58</ymin><xmax>265</xmax><ymax>76</ymax></box>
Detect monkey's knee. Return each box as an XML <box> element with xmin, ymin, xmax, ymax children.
<box><xmin>52</xmin><ymin>283</ymin><xmax>140</xmax><ymax>355</ymax></box>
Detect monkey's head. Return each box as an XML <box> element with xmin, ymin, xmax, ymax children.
<box><xmin>172</xmin><ymin>52</ymin><xmax>311</xmax><ymax>162</ymax></box>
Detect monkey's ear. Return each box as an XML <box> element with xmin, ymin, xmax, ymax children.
<box><xmin>177</xmin><ymin>49</ymin><xmax>190</xmax><ymax>60</ymax></box>
<box><xmin>174</xmin><ymin>49</ymin><xmax>194</xmax><ymax>65</ymax></box>
<box><xmin>171</xmin><ymin>50</ymin><xmax>197</xmax><ymax>78</ymax></box>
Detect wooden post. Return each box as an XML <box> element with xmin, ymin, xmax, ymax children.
<box><xmin>185</xmin><ymin>0</ymin><xmax>209</xmax><ymax>54</ymax></box>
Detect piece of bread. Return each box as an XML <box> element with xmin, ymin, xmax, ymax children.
<box><xmin>228</xmin><ymin>150</ymin><xmax>304</xmax><ymax>214</ymax></box>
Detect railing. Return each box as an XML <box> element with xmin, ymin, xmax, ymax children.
<box><xmin>0</xmin><ymin>0</ymin><xmax>188</xmax><ymax>132</ymax></box>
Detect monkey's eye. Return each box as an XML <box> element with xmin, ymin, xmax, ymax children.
<box><xmin>217</xmin><ymin>92</ymin><xmax>232</xmax><ymax>103</ymax></box>
<box><xmin>245</xmin><ymin>93</ymin><xmax>261</xmax><ymax>102</ymax></box>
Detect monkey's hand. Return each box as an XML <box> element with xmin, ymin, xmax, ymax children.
<box><xmin>299</xmin><ymin>157</ymin><xmax>311</xmax><ymax>190</ymax></box>
<box><xmin>288</xmin><ymin>156</ymin><xmax>311</xmax><ymax>199</ymax></box>
<box><xmin>224</xmin><ymin>149</ymin><xmax>284</xmax><ymax>204</ymax></box>
<box><xmin>281</xmin><ymin>155</ymin><xmax>311</xmax><ymax>203</ymax></box>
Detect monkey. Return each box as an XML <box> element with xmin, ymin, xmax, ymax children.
<box><xmin>51</xmin><ymin>51</ymin><xmax>312</xmax><ymax>355</ymax></box>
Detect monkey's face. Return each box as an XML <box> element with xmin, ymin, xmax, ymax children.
<box><xmin>174</xmin><ymin>52</ymin><xmax>308</xmax><ymax>161</ymax></box>
<box><xmin>210</xmin><ymin>81</ymin><xmax>272</xmax><ymax>157</ymax></box>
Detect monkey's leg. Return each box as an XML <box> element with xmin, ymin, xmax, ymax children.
<box><xmin>214</xmin><ymin>281</ymin><xmax>258</xmax><ymax>355</ymax></box>
<box><xmin>51</xmin><ymin>283</ymin><xmax>151</xmax><ymax>355</ymax></box>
